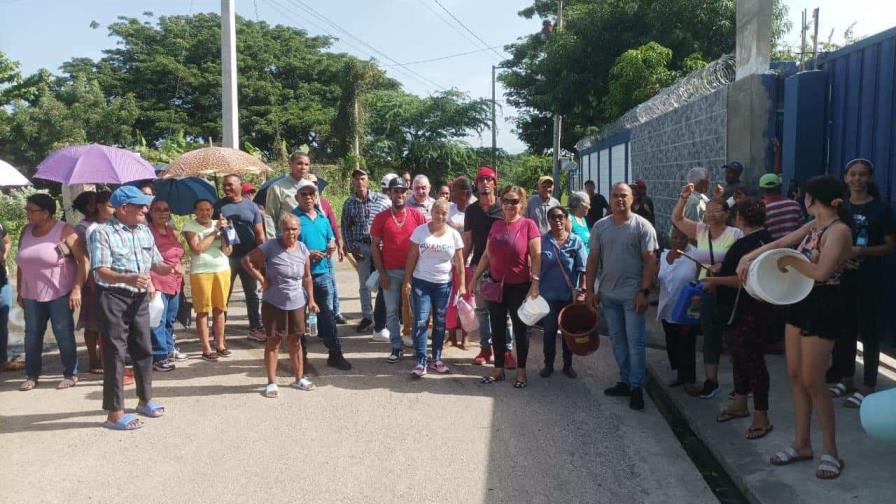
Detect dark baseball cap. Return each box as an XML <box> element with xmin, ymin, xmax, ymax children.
<box><xmin>723</xmin><ymin>161</ymin><xmax>744</xmax><ymax>174</ymax></box>
<box><xmin>388</xmin><ymin>177</ymin><xmax>408</xmax><ymax>190</ymax></box>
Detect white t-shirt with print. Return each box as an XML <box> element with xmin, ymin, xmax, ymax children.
<box><xmin>410</xmin><ymin>223</ymin><xmax>464</xmax><ymax>284</ymax></box>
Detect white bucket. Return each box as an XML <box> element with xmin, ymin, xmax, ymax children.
<box><xmin>860</xmin><ymin>388</ymin><xmax>896</xmax><ymax>443</ymax></box>
<box><xmin>746</xmin><ymin>249</ymin><xmax>814</xmax><ymax>305</ymax></box>
<box><xmin>149</xmin><ymin>294</ymin><xmax>165</xmax><ymax>328</ymax></box>
<box><xmin>518</xmin><ymin>295</ymin><xmax>550</xmax><ymax>326</ymax></box>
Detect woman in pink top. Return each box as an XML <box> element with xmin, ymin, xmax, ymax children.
<box><xmin>472</xmin><ymin>185</ymin><xmax>542</xmax><ymax>388</ymax></box>
<box><xmin>147</xmin><ymin>198</ymin><xmax>186</xmax><ymax>372</ymax></box>
<box><xmin>15</xmin><ymin>194</ymin><xmax>87</xmax><ymax>391</ymax></box>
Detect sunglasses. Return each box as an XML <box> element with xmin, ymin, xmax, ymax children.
<box><xmin>548</xmin><ymin>213</ymin><xmax>566</xmax><ymax>221</ymax></box>
<box><xmin>501</xmin><ymin>198</ymin><xmax>520</xmax><ymax>205</ymax></box>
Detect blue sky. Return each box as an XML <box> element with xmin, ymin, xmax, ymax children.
<box><xmin>2</xmin><ymin>1</ymin><xmax>895</xmax><ymax>154</ymax></box>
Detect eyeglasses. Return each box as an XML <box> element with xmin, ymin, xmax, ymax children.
<box><xmin>548</xmin><ymin>213</ymin><xmax>566</xmax><ymax>221</ymax></box>
<box><xmin>501</xmin><ymin>198</ymin><xmax>520</xmax><ymax>205</ymax></box>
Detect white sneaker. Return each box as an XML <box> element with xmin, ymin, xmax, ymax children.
<box><xmin>372</xmin><ymin>328</ymin><xmax>390</xmax><ymax>342</ymax></box>
<box><xmin>402</xmin><ymin>336</ymin><xmax>413</xmax><ymax>348</ymax></box>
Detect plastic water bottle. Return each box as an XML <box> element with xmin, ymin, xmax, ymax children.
<box><xmin>308</xmin><ymin>313</ymin><xmax>318</xmax><ymax>337</ymax></box>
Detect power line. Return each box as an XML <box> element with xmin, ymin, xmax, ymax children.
<box><xmin>383</xmin><ymin>46</ymin><xmax>505</xmax><ymax>67</ymax></box>
<box><xmin>280</xmin><ymin>0</ymin><xmax>447</xmax><ymax>91</ymax></box>
<box><xmin>430</xmin><ymin>0</ymin><xmax>504</xmax><ymax>59</ymax></box>
<box><xmin>415</xmin><ymin>0</ymin><xmax>481</xmax><ymax>50</ymax></box>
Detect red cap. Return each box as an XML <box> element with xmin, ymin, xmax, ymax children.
<box><xmin>241</xmin><ymin>182</ymin><xmax>256</xmax><ymax>194</ymax></box>
<box><xmin>476</xmin><ymin>166</ymin><xmax>497</xmax><ymax>182</ymax></box>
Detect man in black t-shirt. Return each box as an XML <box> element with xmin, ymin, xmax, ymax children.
<box><xmin>463</xmin><ymin>167</ymin><xmax>513</xmax><ymax>366</ymax></box>
<box><xmin>584</xmin><ymin>180</ymin><xmax>609</xmax><ymax>227</ymax></box>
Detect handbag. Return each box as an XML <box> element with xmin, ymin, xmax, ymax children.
<box><xmin>550</xmin><ymin>237</ymin><xmax>578</xmax><ymax>303</ymax></box>
<box><xmin>176</xmin><ymin>290</ymin><xmax>193</xmax><ymax>328</ymax></box>
<box><xmin>478</xmin><ymin>222</ymin><xmax>524</xmax><ymax>303</ymax></box>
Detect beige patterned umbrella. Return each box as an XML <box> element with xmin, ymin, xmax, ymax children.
<box><xmin>163</xmin><ymin>147</ymin><xmax>272</xmax><ymax>178</ymax></box>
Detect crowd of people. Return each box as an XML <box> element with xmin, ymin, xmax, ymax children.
<box><xmin>0</xmin><ymin>152</ymin><xmax>892</xmax><ymax>481</ymax></box>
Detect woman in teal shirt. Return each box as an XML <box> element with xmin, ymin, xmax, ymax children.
<box><xmin>568</xmin><ymin>191</ymin><xmax>591</xmax><ymax>254</ymax></box>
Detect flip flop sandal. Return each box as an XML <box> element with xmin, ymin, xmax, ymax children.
<box><xmin>770</xmin><ymin>447</ymin><xmax>813</xmax><ymax>466</ymax></box>
<box><xmin>816</xmin><ymin>454</ymin><xmax>844</xmax><ymax>480</ymax></box>
<box><xmin>264</xmin><ymin>383</ymin><xmax>280</xmax><ymax>398</ymax></box>
<box><xmin>745</xmin><ymin>424</ymin><xmax>774</xmax><ymax>440</ymax></box>
<box><xmin>89</xmin><ymin>367</ymin><xmax>104</xmax><ymax>375</ymax></box>
<box><xmin>844</xmin><ymin>392</ymin><xmax>865</xmax><ymax>409</ymax></box>
<box><xmin>513</xmin><ymin>380</ymin><xmax>528</xmax><ymax>389</ymax></box>
<box><xmin>202</xmin><ymin>352</ymin><xmax>219</xmax><ymax>361</ymax></box>
<box><xmin>291</xmin><ymin>378</ymin><xmax>315</xmax><ymax>391</ymax></box>
<box><xmin>102</xmin><ymin>413</ymin><xmax>143</xmax><ymax>431</ymax></box>
<box><xmin>57</xmin><ymin>376</ymin><xmax>78</xmax><ymax>389</ymax></box>
<box><xmin>828</xmin><ymin>382</ymin><xmax>849</xmax><ymax>398</ymax></box>
<box><xmin>136</xmin><ymin>400</ymin><xmax>166</xmax><ymax>418</ymax></box>
<box><xmin>480</xmin><ymin>375</ymin><xmax>505</xmax><ymax>384</ymax></box>
<box><xmin>216</xmin><ymin>348</ymin><xmax>232</xmax><ymax>357</ymax></box>
<box><xmin>19</xmin><ymin>378</ymin><xmax>38</xmax><ymax>391</ymax></box>
<box><xmin>716</xmin><ymin>409</ymin><xmax>751</xmax><ymax>423</ymax></box>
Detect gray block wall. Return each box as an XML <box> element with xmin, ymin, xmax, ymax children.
<box><xmin>629</xmin><ymin>88</ymin><xmax>728</xmax><ymax>238</ymax></box>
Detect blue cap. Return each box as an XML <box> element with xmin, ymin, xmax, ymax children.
<box><xmin>110</xmin><ymin>186</ymin><xmax>154</xmax><ymax>208</ymax></box>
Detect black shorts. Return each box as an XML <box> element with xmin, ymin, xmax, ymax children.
<box><xmin>785</xmin><ymin>284</ymin><xmax>841</xmax><ymax>341</ymax></box>
<box><xmin>262</xmin><ymin>301</ymin><xmax>306</xmax><ymax>338</ymax></box>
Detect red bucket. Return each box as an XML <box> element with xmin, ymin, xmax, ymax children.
<box><xmin>559</xmin><ymin>303</ymin><xmax>601</xmax><ymax>356</ymax></box>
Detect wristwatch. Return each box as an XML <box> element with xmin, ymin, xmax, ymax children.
<box><xmin>531</xmin><ymin>274</ymin><xmax>541</xmax><ymax>281</ymax></box>
<box><xmin>639</xmin><ymin>288</ymin><xmax>650</xmax><ymax>296</ymax></box>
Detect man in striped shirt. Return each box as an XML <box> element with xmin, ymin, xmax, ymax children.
<box><xmin>760</xmin><ymin>173</ymin><xmax>803</xmax><ymax>239</ymax></box>
<box><xmin>341</xmin><ymin>168</ymin><xmax>390</xmax><ymax>331</ymax></box>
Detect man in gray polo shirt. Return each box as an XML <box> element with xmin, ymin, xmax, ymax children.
<box><xmin>526</xmin><ymin>175</ymin><xmax>560</xmax><ymax>234</ymax></box>
<box><xmin>585</xmin><ymin>182</ymin><xmax>658</xmax><ymax>410</ymax></box>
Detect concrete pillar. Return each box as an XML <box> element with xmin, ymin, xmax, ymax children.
<box><xmin>735</xmin><ymin>0</ymin><xmax>772</xmax><ymax>81</ymax></box>
<box><xmin>221</xmin><ymin>0</ymin><xmax>239</xmax><ymax>148</ymax></box>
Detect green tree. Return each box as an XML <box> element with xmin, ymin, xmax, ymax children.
<box><xmin>602</xmin><ymin>42</ymin><xmax>682</xmax><ymax>120</ymax></box>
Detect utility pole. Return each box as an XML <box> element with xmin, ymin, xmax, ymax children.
<box><xmin>551</xmin><ymin>0</ymin><xmax>564</xmax><ymax>198</ymax></box>
<box><xmin>353</xmin><ymin>97</ymin><xmax>361</xmax><ymax>171</ymax></box>
<box><xmin>491</xmin><ymin>65</ymin><xmax>497</xmax><ymax>170</ymax></box>
<box><xmin>221</xmin><ymin>0</ymin><xmax>239</xmax><ymax>148</ymax></box>
<box><xmin>811</xmin><ymin>8</ymin><xmax>820</xmax><ymax>69</ymax></box>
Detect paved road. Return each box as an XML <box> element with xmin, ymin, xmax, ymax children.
<box><xmin>0</xmin><ymin>262</ymin><xmax>717</xmax><ymax>504</ymax></box>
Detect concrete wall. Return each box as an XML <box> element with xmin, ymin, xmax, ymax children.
<box><xmin>629</xmin><ymin>88</ymin><xmax>728</xmax><ymax>237</ymax></box>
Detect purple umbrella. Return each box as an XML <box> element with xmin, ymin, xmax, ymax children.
<box><xmin>33</xmin><ymin>144</ymin><xmax>156</xmax><ymax>185</ymax></box>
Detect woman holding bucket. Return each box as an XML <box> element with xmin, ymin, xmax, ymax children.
<box><xmin>737</xmin><ymin>175</ymin><xmax>852</xmax><ymax>480</ymax></box>
<box><xmin>538</xmin><ymin>206</ymin><xmax>587</xmax><ymax>379</ymax></box>
<box><xmin>472</xmin><ymin>185</ymin><xmax>541</xmax><ymax>388</ymax></box>
<box><xmin>672</xmin><ymin>183</ymin><xmax>743</xmax><ymax>399</ymax></box>
<box><xmin>700</xmin><ymin>198</ymin><xmax>774</xmax><ymax>439</ymax></box>
<box><xmin>827</xmin><ymin>159</ymin><xmax>895</xmax><ymax>408</ymax></box>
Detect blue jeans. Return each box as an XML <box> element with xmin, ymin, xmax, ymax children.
<box><xmin>23</xmin><ymin>294</ymin><xmax>78</xmax><ymax>378</ymax></box>
<box><xmin>602</xmin><ymin>293</ymin><xmax>646</xmax><ymax>388</ymax></box>
<box><xmin>355</xmin><ymin>243</ymin><xmax>374</xmax><ymax>320</ymax></box>
<box><xmin>542</xmin><ymin>299</ymin><xmax>573</xmax><ymax>368</ymax></box>
<box><xmin>411</xmin><ymin>277</ymin><xmax>451</xmax><ymax>363</ymax></box>
<box><xmin>383</xmin><ymin>269</ymin><xmax>406</xmax><ymax>350</ymax></box>
<box><xmin>312</xmin><ymin>272</ymin><xmax>340</xmax><ymax>352</ymax></box>
<box><xmin>327</xmin><ymin>272</ymin><xmax>341</xmax><ymax>316</ymax></box>
<box><xmin>0</xmin><ymin>284</ymin><xmax>10</xmax><ymax>363</ymax></box>
<box><xmin>150</xmin><ymin>292</ymin><xmax>179</xmax><ymax>361</ymax></box>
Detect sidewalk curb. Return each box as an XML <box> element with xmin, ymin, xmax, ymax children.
<box><xmin>646</xmin><ymin>362</ymin><xmax>756</xmax><ymax>504</ymax></box>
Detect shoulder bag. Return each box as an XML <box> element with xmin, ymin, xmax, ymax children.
<box><xmin>478</xmin><ymin>222</ymin><xmax>523</xmax><ymax>303</ymax></box>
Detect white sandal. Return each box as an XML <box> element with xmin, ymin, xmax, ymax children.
<box><xmin>828</xmin><ymin>382</ymin><xmax>848</xmax><ymax>398</ymax></box>
<box><xmin>264</xmin><ymin>383</ymin><xmax>280</xmax><ymax>398</ymax></box>
<box><xmin>816</xmin><ymin>454</ymin><xmax>844</xmax><ymax>479</ymax></box>
<box><xmin>291</xmin><ymin>377</ymin><xmax>315</xmax><ymax>391</ymax></box>
<box><xmin>844</xmin><ymin>391</ymin><xmax>865</xmax><ymax>409</ymax></box>
<box><xmin>770</xmin><ymin>447</ymin><xmax>813</xmax><ymax>466</ymax></box>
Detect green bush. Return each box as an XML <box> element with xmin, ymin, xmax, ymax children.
<box><xmin>0</xmin><ymin>187</ymin><xmax>44</xmax><ymax>272</ymax></box>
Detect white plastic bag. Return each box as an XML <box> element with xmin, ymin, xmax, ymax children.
<box><xmin>149</xmin><ymin>294</ymin><xmax>165</xmax><ymax>327</ymax></box>
<box><xmin>456</xmin><ymin>297</ymin><xmax>478</xmax><ymax>333</ymax></box>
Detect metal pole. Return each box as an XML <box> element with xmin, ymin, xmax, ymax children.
<box><xmin>551</xmin><ymin>0</ymin><xmax>563</xmax><ymax>198</ymax></box>
<box><xmin>799</xmin><ymin>9</ymin><xmax>806</xmax><ymax>72</ymax></box>
<box><xmin>811</xmin><ymin>8</ymin><xmax>820</xmax><ymax>69</ymax></box>
<box><xmin>491</xmin><ymin>65</ymin><xmax>497</xmax><ymax>169</ymax></box>
<box><xmin>221</xmin><ymin>0</ymin><xmax>239</xmax><ymax>148</ymax></box>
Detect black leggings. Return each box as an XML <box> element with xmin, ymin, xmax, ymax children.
<box><xmin>488</xmin><ymin>282</ymin><xmax>530</xmax><ymax>369</ymax></box>
<box><xmin>661</xmin><ymin>320</ymin><xmax>696</xmax><ymax>384</ymax></box>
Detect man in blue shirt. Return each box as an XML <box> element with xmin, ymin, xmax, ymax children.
<box><xmin>293</xmin><ymin>180</ymin><xmax>351</xmax><ymax>370</ymax></box>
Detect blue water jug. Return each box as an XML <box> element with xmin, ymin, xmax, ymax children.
<box><xmin>669</xmin><ymin>282</ymin><xmax>707</xmax><ymax>325</ymax></box>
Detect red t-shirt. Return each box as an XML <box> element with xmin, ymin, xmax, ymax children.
<box><xmin>487</xmin><ymin>218</ymin><xmax>540</xmax><ymax>284</ymax></box>
<box><xmin>370</xmin><ymin>207</ymin><xmax>428</xmax><ymax>270</ymax></box>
